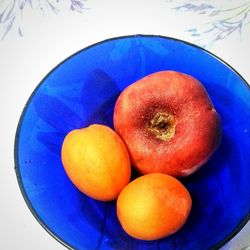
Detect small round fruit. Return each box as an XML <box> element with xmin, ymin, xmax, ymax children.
<box><xmin>114</xmin><ymin>70</ymin><xmax>222</xmax><ymax>177</ymax></box>
<box><xmin>61</xmin><ymin>124</ymin><xmax>131</xmax><ymax>201</ymax></box>
<box><xmin>117</xmin><ymin>173</ymin><xmax>192</xmax><ymax>240</ymax></box>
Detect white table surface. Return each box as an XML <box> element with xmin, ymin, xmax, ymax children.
<box><xmin>0</xmin><ymin>0</ymin><xmax>249</xmax><ymax>249</ymax></box>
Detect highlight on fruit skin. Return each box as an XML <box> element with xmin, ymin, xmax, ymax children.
<box><xmin>61</xmin><ymin>124</ymin><xmax>131</xmax><ymax>201</ymax></box>
<box><xmin>116</xmin><ymin>173</ymin><xmax>192</xmax><ymax>241</ymax></box>
<box><xmin>113</xmin><ymin>70</ymin><xmax>222</xmax><ymax>177</ymax></box>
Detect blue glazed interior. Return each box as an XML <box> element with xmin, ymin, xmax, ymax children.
<box><xmin>15</xmin><ymin>35</ymin><xmax>250</xmax><ymax>250</ymax></box>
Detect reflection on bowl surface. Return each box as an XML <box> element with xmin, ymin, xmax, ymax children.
<box><xmin>15</xmin><ymin>35</ymin><xmax>250</xmax><ymax>250</ymax></box>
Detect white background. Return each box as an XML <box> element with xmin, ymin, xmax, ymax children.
<box><xmin>0</xmin><ymin>0</ymin><xmax>249</xmax><ymax>249</ymax></box>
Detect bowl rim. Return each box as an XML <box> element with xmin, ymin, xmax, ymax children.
<box><xmin>14</xmin><ymin>34</ymin><xmax>250</xmax><ymax>250</ymax></box>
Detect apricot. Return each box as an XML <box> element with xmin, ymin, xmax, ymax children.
<box><xmin>117</xmin><ymin>173</ymin><xmax>192</xmax><ymax>240</ymax></box>
<box><xmin>114</xmin><ymin>70</ymin><xmax>222</xmax><ymax>177</ymax></box>
<box><xmin>61</xmin><ymin>124</ymin><xmax>131</xmax><ymax>201</ymax></box>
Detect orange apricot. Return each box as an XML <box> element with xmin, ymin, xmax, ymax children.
<box><xmin>117</xmin><ymin>173</ymin><xmax>192</xmax><ymax>240</ymax></box>
<box><xmin>61</xmin><ymin>124</ymin><xmax>131</xmax><ymax>201</ymax></box>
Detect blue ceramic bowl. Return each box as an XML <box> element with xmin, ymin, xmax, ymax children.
<box><xmin>15</xmin><ymin>35</ymin><xmax>250</xmax><ymax>250</ymax></box>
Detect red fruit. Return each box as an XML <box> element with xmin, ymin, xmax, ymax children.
<box><xmin>113</xmin><ymin>71</ymin><xmax>222</xmax><ymax>177</ymax></box>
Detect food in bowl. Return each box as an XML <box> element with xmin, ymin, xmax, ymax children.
<box><xmin>61</xmin><ymin>124</ymin><xmax>131</xmax><ymax>201</ymax></box>
<box><xmin>114</xmin><ymin>70</ymin><xmax>222</xmax><ymax>177</ymax></box>
<box><xmin>61</xmin><ymin>70</ymin><xmax>222</xmax><ymax>240</ymax></box>
<box><xmin>117</xmin><ymin>173</ymin><xmax>192</xmax><ymax>240</ymax></box>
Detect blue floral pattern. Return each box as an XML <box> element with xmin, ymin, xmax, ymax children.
<box><xmin>173</xmin><ymin>0</ymin><xmax>250</xmax><ymax>48</ymax></box>
<box><xmin>1</xmin><ymin>0</ymin><xmax>250</xmax><ymax>48</ymax></box>
<box><xmin>0</xmin><ymin>0</ymin><xmax>86</xmax><ymax>39</ymax></box>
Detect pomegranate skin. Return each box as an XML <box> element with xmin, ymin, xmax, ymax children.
<box><xmin>113</xmin><ymin>71</ymin><xmax>222</xmax><ymax>177</ymax></box>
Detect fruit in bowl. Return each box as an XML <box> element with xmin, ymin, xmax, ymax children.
<box><xmin>117</xmin><ymin>173</ymin><xmax>192</xmax><ymax>240</ymax></box>
<box><xmin>16</xmin><ymin>35</ymin><xmax>249</xmax><ymax>250</ymax></box>
<box><xmin>61</xmin><ymin>124</ymin><xmax>131</xmax><ymax>201</ymax></box>
<box><xmin>61</xmin><ymin>70</ymin><xmax>222</xmax><ymax>241</ymax></box>
<box><xmin>114</xmin><ymin>70</ymin><xmax>222</xmax><ymax>177</ymax></box>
